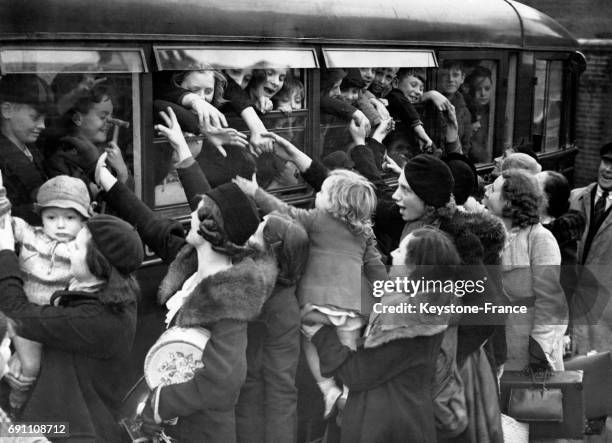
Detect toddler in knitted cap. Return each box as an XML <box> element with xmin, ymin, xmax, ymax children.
<box><xmin>0</xmin><ymin>171</ymin><xmax>91</xmax><ymax>414</ymax></box>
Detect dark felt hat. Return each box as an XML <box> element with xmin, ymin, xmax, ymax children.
<box><xmin>87</xmin><ymin>214</ymin><xmax>144</xmax><ymax>275</ymax></box>
<box><xmin>403</xmin><ymin>154</ymin><xmax>454</xmax><ymax>207</ymax></box>
<box><xmin>204</xmin><ymin>183</ymin><xmax>260</xmax><ymax>246</ymax></box>
<box><xmin>0</xmin><ymin>74</ymin><xmax>54</xmax><ymax>113</ymax></box>
<box><xmin>444</xmin><ymin>153</ymin><xmax>478</xmax><ymax>205</ymax></box>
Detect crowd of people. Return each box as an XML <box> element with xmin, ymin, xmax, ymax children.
<box><xmin>0</xmin><ymin>67</ymin><xmax>610</xmax><ymax>443</ymax></box>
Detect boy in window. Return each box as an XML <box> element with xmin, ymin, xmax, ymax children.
<box><xmin>437</xmin><ymin>61</ymin><xmax>472</xmax><ymax>154</ymax></box>
<box><xmin>369</xmin><ymin>67</ymin><xmax>398</xmax><ymax>100</ymax></box>
<box><xmin>0</xmin><ymin>74</ymin><xmax>53</xmax><ymax>224</ymax></box>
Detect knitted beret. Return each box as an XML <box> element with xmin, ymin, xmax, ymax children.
<box><xmin>87</xmin><ymin>214</ymin><xmax>144</xmax><ymax>275</ymax></box>
<box><xmin>204</xmin><ymin>183</ymin><xmax>260</xmax><ymax>246</ymax></box>
<box><xmin>403</xmin><ymin>154</ymin><xmax>454</xmax><ymax>208</ymax></box>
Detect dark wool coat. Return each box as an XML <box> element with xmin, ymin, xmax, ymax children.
<box><xmin>0</xmin><ymin>133</ymin><xmax>47</xmax><ymax>225</ymax></box>
<box><xmin>312</xmin><ymin>325</ymin><xmax>443</xmax><ymax>443</ymax></box>
<box><xmin>0</xmin><ymin>250</ymin><xmax>137</xmax><ymax>443</ymax></box>
<box><xmin>104</xmin><ymin>179</ymin><xmax>278</xmax><ymax>443</ymax></box>
<box><xmin>235</xmin><ymin>284</ymin><xmax>301</xmax><ymax>443</ymax></box>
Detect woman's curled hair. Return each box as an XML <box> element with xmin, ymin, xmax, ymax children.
<box><xmin>541</xmin><ymin>171</ymin><xmax>570</xmax><ymax>218</ymax></box>
<box><xmin>171</xmin><ymin>69</ymin><xmax>228</xmax><ymax>108</ymax></box>
<box><xmin>501</xmin><ymin>168</ymin><xmax>543</xmax><ymax>228</ymax></box>
<box><xmin>195</xmin><ymin>194</ymin><xmax>253</xmax><ymax>259</ymax></box>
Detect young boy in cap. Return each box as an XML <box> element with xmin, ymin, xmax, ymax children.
<box><xmin>0</xmin><ymin>74</ymin><xmax>54</xmax><ymax>225</ymax></box>
<box><xmin>0</xmin><ymin>171</ymin><xmax>92</xmax><ymax>414</ymax></box>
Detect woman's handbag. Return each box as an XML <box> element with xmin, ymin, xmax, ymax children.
<box><xmin>500</xmin><ymin>370</ymin><xmax>584</xmax><ymax>439</ymax></box>
<box><xmin>508</xmin><ymin>384</ymin><xmax>563</xmax><ymax>422</ymax></box>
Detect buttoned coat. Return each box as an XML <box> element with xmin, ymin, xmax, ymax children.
<box><xmin>570</xmin><ymin>183</ymin><xmax>612</xmax><ymax>354</ymax></box>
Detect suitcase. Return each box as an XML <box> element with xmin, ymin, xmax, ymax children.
<box><xmin>500</xmin><ymin>370</ymin><xmax>585</xmax><ymax>439</ymax></box>
<box><xmin>565</xmin><ymin>351</ymin><xmax>612</xmax><ymax>418</ymax></box>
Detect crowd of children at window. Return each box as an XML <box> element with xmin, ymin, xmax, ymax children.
<box><xmin>0</xmin><ymin>62</ymin><xmax>606</xmax><ymax>443</ymax></box>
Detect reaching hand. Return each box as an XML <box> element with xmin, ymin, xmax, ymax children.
<box><xmin>201</xmin><ymin>124</ymin><xmax>249</xmax><ymax>158</ymax></box>
<box><xmin>105</xmin><ymin>141</ymin><xmax>129</xmax><ymax>182</ymax></box>
<box><xmin>183</xmin><ymin>94</ymin><xmax>228</xmax><ymax>129</ymax></box>
<box><xmin>423</xmin><ymin>90</ymin><xmax>455</xmax><ymax>112</ymax></box>
<box><xmin>261</xmin><ymin>132</ymin><xmax>296</xmax><ymax>161</ymax></box>
<box><xmin>351</xmin><ymin>110</ymin><xmax>371</xmax><ymax>136</ymax></box>
<box><xmin>254</xmin><ymin>96</ymin><xmax>274</xmax><ymax>114</ymax></box>
<box><xmin>249</xmin><ymin>132</ymin><xmax>275</xmax><ymax>157</ymax></box>
<box><xmin>349</xmin><ymin>119</ymin><xmax>368</xmax><ymax>146</ymax></box>
<box><xmin>276</xmin><ymin>102</ymin><xmax>294</xmax><ymax>115</ymax></box>
<box><xmin>232</xmin><ymin>173</ymin><xmax>258</xmax><ymax>197</ymax></box>
<box><xmin>442</xmin><ymin>106</ymin><xmax>459</xmax><ymax>145</ymax></box>
<box><xmin>372</xmin><ymin>118</ymin><xmax>395</xmax><ymax>143</ymax></box>
<box><xmin>382</xmin><ymin>152</ymin><xmax>402</xmax><ymax>175</ymax></box>
<box><xmin>155</xmin><ymin>107</ymin><xmax>189</xmax><ymax>151</ymax></box>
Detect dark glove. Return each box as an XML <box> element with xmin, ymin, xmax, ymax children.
<box><xmin>528</xmin><ymin>336</ymin><xmax>553</xmax><ymax>373</ymax></box>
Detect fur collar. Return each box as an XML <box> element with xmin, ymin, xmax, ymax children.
<box><xmin>158</xmin><ymin>244</ymin><xmax>199</xmax><ymax>305</ymax></box>
<box><xmin>365</xmin><ymin>290</ymin><xmax>453</xmax><ymax>349</ymax></box>
<box><xmin>440</xmin><ymin>210</ymin><xmax>506</xmax><ymax>266</ymax></box>
<box><xmin>158</xmin><ymin>244</ymin><xmax>278</xmax><ymax>327</ymax></box>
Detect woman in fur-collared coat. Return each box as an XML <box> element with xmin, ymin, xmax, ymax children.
<box><xmin>98</xmin><ymin>152</ymin><xmax>277</xmax><ymax>442</ymax></box>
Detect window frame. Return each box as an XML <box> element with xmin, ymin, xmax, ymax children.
<box><xmin>153</xmin><ymin>45</ymin><xmax>319</xmax><ymax>71</ymax></box>
<box><xmin>530</xmin><ymin>55</ymin><xmax>568</xmax><ymax>153</ymax></box>
<box><xmin>436</xmin><ymin>50</ymin><xmax>509</xmax><ymax>165</ymax></box>
<box><xmin>0</xmin><ymin>46</ymin><xmax>148</xmax><ymax>74</ymax></box>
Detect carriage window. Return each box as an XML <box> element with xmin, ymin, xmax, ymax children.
<box><xmin>150</xmin><ymin>47</ymin><xmax>317</xmax><ymax>207</ymax></box>
<box><xmin>0</xmin><ymin>48</ymin><xmax>142</xmax><ymax>199</ymax></box>
<box><xmin>532</xmin><ymin>59</ymin><xmax>563</xmax><ymax>152</ymax></box>
<box><xmin>318</xmin><ymin>49</ymin><xmax>438</xmax><ymax>175</ymax></box>
<box><xmin>436</xmin><ymin>59</ymin><xmax>498</xmax><ymax>164</ymax></box>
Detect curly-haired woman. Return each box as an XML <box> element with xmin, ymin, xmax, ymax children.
<box><xmin>484</xmin><ymin>168</ymin><xmax>568</xmax><ymax>371</ymax></box>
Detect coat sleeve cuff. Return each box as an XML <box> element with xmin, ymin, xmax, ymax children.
<box><xmin>301</xmin><ymin>159</ymin><xmax>328</xmax><ymax>191</ymax></box>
